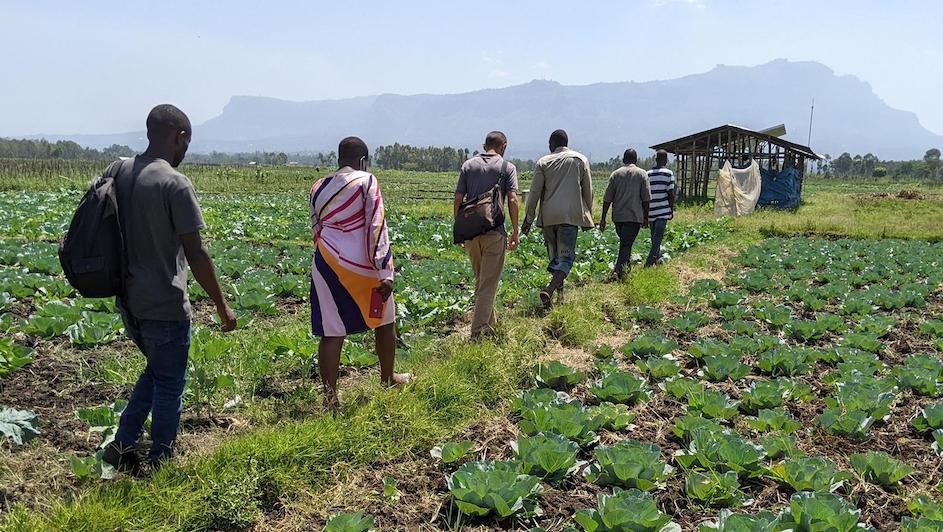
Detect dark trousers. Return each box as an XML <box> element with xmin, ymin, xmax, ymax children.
<box><xmin>646</xmin><ymin>218</ymin><xmax>668</xmax><ymax>267</ymax></box>
<box><xmin>614</xmin><ymin>222</ymin><xmax>642</xmax><ymax>278</ymax></box>
<box><xmin>115</xmin><ymin>313</ymin><xmax>191</xmax><ymax>464</ymax></box>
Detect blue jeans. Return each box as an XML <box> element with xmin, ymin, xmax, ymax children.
<box><xmin>115</xmin><ymin>313</ymin><xmax>191</xmax><ymax>463</ymax></box>
<box><xmin>542</xmin><ymin>224</ymin><xmax>579</xmax><ymax>275</ymax></box>
<box><xmin>646</xmin><ymin>218</ymin><xmax>668</xmax><ymax>267</ymax></box>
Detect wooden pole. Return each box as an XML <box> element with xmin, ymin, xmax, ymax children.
<box><xmin>691</xmin><ymin>142</ymin><xmax>697</xmax><ymax>199</ymax></box>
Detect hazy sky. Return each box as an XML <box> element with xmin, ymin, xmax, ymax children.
<box><xmin>3</xmin><ymin>0</ymin><xmax>941</xmax><ymax>137</ymax></box>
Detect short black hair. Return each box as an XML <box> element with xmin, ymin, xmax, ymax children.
<box><xmin>656</xmin><ymin>149</ymin><xmax>669</xmax><ymax>165</ymax></box>
<box><xmin>549</xmin><ymin>129</ymin><xmax>568</xmax><ymax>149</ymax></box>
<box><xmin>146</xmin><ymin>104</ymin><xmax>191</xmax><ymax>140</ymax></box>
<box><xmin>338</xmin><ymin>136</ymin><xmax>369</xmax><ymax>163</ymax></box>
<box><xmin>623</xmin><ymin>148</ymin><xmax>638</xmax><ymax>164</ymax></box>
<box><xmin>484</xmin><ymin>131</ymin><xmax>507</xmax><ymax>149</ymax></box>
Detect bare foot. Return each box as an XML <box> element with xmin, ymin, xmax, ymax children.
<box><xmin>383</xmin><ymin>372</ymin><xmax>413</xmax><ymax>388</ymax></box>
<box><xmin>323</xmin><ymin>391</ymin><xmax>341</xmax><ymax>413</ymax></box>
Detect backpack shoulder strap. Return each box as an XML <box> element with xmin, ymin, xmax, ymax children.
<box><xmin>102</xmin><ymin>159</ymin><xmax>126</xmax><ymax>180</ymax></box>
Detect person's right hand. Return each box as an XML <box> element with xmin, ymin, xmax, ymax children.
<box><xmin>521</xmin><ymin>221</ymin><xmax>532</xmax><ymax>236</ymax></box>
<box><xmin>598</xmin><ymin>220</ymin><xmax>607</xmax><ymax>233</ymax></box>
<box><xmin>217</xmin><ymin>303</ymin><xmax>237</xmax><ymax>332</ymax></box>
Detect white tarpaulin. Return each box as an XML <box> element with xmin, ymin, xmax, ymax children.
<box><xmin>714</xmin><ymin>160</ymin><xmax>761</xmax><ymax>216</ymax></box>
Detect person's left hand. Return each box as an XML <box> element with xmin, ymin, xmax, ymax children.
<box><xmin>377</xmin><ymin>279</ymin><xmax>394</xmax><ymax>301</ymax></box>
<box><xmin>507</xmin><ymin>231</ymin><xmax>520</xmax><ymax>251</ymax></box>
<box><xmin>598</xmin><ymin>220</ymin><xmax>607</xmax><ymax>233</ymax></box>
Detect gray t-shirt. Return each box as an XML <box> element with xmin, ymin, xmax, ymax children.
<box><xmin>115</xmin><ymin>156</ymin><xmax>205</xmax><ymax>321</ymax></box>
<box><xmin>455</xmin><ymin>153</ymin><xmax>519</xmax><ymax>232</ymax></box>
<box><xmin>604</xmin><ymin>164</ymin><xmax>652</xmax><ymax>224</ymax></box>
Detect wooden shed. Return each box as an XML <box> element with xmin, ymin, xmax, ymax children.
<box><xmin>649</xmin><ymin>124</ymin><xmax>823</xmax><ymax>200</ymax></box>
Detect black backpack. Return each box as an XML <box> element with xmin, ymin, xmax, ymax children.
<box><xmin>59</xmin><ymin>159</ymin><xmax>133</xmax><ymax>298</ymax></box>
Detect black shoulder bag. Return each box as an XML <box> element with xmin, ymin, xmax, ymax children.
<box><xmin>453</xmin><ymin>159</ymin><xmax>510</xmax><ymax>244</ymax></box>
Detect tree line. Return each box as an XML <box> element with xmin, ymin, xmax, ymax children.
<box><xmin>371</xmin><ymin>144</ymin><xmax>645</xmax><ymax>173</ymax></box>
<box><xmin>820</xmin><ymin>149</ymin><xmax>941</xmax><ymax>180</ymax></box>
<box><xmin>0</xmin><ymin>138</ymin><xmax>135</xmax><ymax>160</ymax></box>
<box><xmin>4</xmin><ymin>136</ymin><xmax>940</xmax><ymax>180</ymax></box>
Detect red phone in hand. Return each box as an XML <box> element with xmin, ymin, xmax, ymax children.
<box><xmin>369</xmin><ymin>287</ymin><xmax>384</xmax><ymax>318</ymax></box>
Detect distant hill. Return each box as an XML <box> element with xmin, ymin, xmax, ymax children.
<box><xmin>45</xmin><ymin>60</ymin><xmax>943</xmax><ymax>161</ymax></box>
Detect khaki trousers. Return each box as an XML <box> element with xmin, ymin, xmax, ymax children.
<box><xmin>465</xmin><ymin>231</ymin><xmax>507</xmax><ymax>337</ymax></box>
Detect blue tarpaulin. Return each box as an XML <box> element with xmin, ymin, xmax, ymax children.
<box><xmin>758</xmin><ymin>166</ymin><xmax>801</xmax><ymax>209</ymax></box>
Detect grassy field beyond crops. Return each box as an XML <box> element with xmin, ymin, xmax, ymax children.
<box><xmin>1</xmin><ymin>163</ymin><xmax>942</xmax><ymax>531</ymax></box>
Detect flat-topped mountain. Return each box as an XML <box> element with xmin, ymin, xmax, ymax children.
<box><xmin>49</xmin><ymin>60</ymin><xmax>942</xmax><ymax>160</ymax></box>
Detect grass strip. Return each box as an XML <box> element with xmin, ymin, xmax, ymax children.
<box><xmin>1</xmin><ymin>313</ymin><xmax>551</xmax><ymax>530</ymax></box>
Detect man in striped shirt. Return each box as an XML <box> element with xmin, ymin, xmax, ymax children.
<box><xmin>645</xmin><ymin>150</ymin><xmax>676</xmax><ymax>267</ymax></box>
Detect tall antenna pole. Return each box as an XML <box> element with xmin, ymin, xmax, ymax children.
<box><xmin>807</xmin><ymin>97</ymin><xmax>815</xmax><ymax>146</ymax></box>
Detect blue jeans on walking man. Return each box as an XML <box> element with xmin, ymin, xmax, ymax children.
<box><xmin>114</xmin><ymin>312</ymin><xmax>191</xmax><ymax>465</ymax></box>
<box><xmin>646</xmin><ymin>218</ymin><xmax>668</xmax><ymax>267</ymax></box>
<box><xmin>542</xmin><ymin>224</ymin><xmax>579</xmax><ymax>275</ymax></box>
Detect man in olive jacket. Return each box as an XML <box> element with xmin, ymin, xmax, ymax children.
<box><xmin>522</xmin><ymin>129</ymin><xmax>594</xmax><ymax>309</ymax></box>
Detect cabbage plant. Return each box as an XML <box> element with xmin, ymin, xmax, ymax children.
<box><xmin>446</xmin><ymin>461</ymin><xmax>543</xmax><ymax>518</ymax></box>
<box><xmin>574</xmin><ymin>488</ymin><xmax>679</xmax><ymax>532</ymax></box>
<box><xmin>585</xmin><ymin>439</ymin><xmax>674</xmax><ymax>491</ymax></box>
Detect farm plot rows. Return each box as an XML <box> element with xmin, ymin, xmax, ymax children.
<box><xmin>322</xmin><ymin>237</ymin><xmax>943</xmax><ymax>531</ymax></box>
<box><xmin>0</xmin><ymin>190</ymin><xmax>725</xmax><ymax>484</ymax></box>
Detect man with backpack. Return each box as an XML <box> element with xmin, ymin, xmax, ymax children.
<box><xmin>98</xmin><ymin>104</ymin><xmax>236</xmax><ymax>473</ymax></box>
<box><xmin>453</xmin><ymin>131</ymin><xmax>520</xmax><ymax>340</ymax></box>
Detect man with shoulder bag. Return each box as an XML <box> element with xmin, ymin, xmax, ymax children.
<box><xmin>453</xmin><ymin>131</ymin><xmax>520</xmax><ymax>340</ymax></box>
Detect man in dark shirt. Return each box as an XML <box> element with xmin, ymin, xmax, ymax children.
<box><xmin>104</xmin><ymin>104</ymin><xmax>236</xmax><ymax>473</ymax></box>
<box><xmin>599</xmin><ymin>148</ymin><xmax>651</xmax><ymax>280</ymax></box>
<box><xmin>454</xmin><ymin>131</ymin><xmax>520</xmax><ymax>339</ymax></box>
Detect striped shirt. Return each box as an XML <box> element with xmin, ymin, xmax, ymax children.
<box><xmin>647</xmin><ymin>167</ymin><xmax>675</xmax><ymax>220</ymax></box>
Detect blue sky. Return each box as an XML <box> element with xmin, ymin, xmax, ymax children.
<box><xmin>2</xmin><ymin>0</ymin><xmax>941</xmax><ymax>136</ymax></box>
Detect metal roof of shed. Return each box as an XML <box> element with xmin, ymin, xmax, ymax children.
<box><xmin>650</xmin><ymin>124</ymin><xmax>822</xmax><ymax>160</ymax></box>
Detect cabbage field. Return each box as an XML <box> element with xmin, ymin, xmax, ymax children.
<box><xmin>427</xmin><ymin>237</ymin><xmax>943</xmax><ymax>531</ymax></box>
<box><xmin>0</xmin><ymin>169</ymin><xmax>942</xmax><ymax>531</ymax></box>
